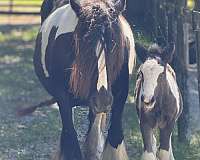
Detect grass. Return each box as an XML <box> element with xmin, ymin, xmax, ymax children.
<box><xmin>0</xmin><ymin>24</ymin><xmax>200</xmax><ymax>160</ymax></box>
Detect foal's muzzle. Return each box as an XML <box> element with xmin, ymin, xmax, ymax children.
<box><xmin>90</xmin><ymin>87</ymin><xmax>113</xmax><ymax>114</ymax></box>
<box><xmin>141</xmin><ymin>95</ymin><xmax>156</xmax><ymax>111</ymax></box>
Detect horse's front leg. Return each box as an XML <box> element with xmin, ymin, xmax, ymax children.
<box><xmin>102</xmin><ymin>64</ymin><xmax>129</xmax><ymax>160</ymax></box>
<box><xmin>54</xmin><ymin>95</ymin><xmax>82</xmax><ymax>160</ymax></box>
<box><xmin>140</xmin><ymin>118</ymin><xmax>157</xmax><ymax>160</ymax></box>
<box><xmin>159</xmin><ymin>122</ymin><xmax>175</xmax><ymax>160</ymax></box>
<box><xmin>84</xmin><ymin>110</ymin><xmax>107</xmax><ymax>160</ymax></box>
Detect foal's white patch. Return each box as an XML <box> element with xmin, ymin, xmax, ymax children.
<box><xmin>141</xmin><ymin>151</ymin><xmax>157</xmax><ymax>160</ymax></box>
<box><xmin>96</xmin><ymin>42</ymin><xmax>108</xmax><ymax>91</ymax></box>
<box><xmin>102</xmin><ymin>141</ymin><xmax>129</xmax><ymax>160</ymax></box>
<box><xmin>119</xmin><ymin>15</ymin><xmax>136</xmax><ymax>75</ymax></box>
<box><xmin>166</xmin><ymin>68</ymin><xmax>180</xmax><ymax>117</ymax></box>
<box><xmin>169</xmin><ymin>134</ymin><xmax>175</xmax><ymax>160</ymax></box>
<box><xmin>40</xmin><ymin>4</ymin><xmax>78</xmax><ymax>77</ymax></box>
<box><xmin>158</xmin><ymin>149</ymin><xmax>170</xmax><ymax>160</ymax></box>
<box><xmin>141</xmin><ymin>59</ymin><xmax>164</xmax><ymax>103</ymax></box>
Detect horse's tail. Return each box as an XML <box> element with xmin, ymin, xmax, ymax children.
<box><xmin>16</xmin><ymin>98</ymin><xmax>56</xmax><ymax>116</ymax></box>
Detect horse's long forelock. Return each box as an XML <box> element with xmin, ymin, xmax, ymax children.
<box><xmin>69</xmin><ymin>1</ymin><xmax>125</xmax><ymax>98</ymax></box>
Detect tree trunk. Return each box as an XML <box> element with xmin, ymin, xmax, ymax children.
<box><xmin>174</xmin><ymin>0</ymin><xmax>189</xmax><ymax>142</ymax></box>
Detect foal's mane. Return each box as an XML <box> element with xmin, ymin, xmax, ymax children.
<box><xmin>69</xmin><ymin>0</ymin><xmax>126</xmax><ymax>98</ymax></box>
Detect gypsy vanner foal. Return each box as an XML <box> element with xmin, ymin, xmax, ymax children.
<box><xmin>135</xmin><ymin>43</ymin><xmax>182</xmax><ymax>160</ymax></box>
<box><xmin>34</xmin><ymin>0</ymin><xmax>136</xmax><ymax>159</ymax></box>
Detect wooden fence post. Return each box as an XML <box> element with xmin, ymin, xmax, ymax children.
<box><xmin>175</xmin><ymin>0</ymin><xmax>189</xmax><ymax>142</ymax></box>
<box><xmin>193</xmin><ymin>11</ymin><xmax>200</xmax><ymax>112</ymax></box>
<box><xmin>9</xmin><ymin>0</ymin><xmax>13</xmax><ymax>13</ymax></box>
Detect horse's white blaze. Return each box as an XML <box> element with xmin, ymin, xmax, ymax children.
<box><xmin>158</xmin><ymin>149</ymin><xmax>170</xmax><ymax>160</ymax></box>
<box><xmin>141</xmin><ymin>151</ymin><xmax>157</xmax><ymax>160</ymax></box>
<box><xmin>40</xmin><ymin>4</ymin><xmax>78</xmax><ymax>77</ymax></box>
<box><xmin>141</xmin><ymin>59</ymin><xmax>164</xmax><ymax>102</ymax></box>
<box><xmin>96</xmin><ymin>42</ymin><xmax>108</xmax><ymax>91</ymax></box>
<box><xmin>102</xmin><ymin>141</ymin><xmax>129</xmax><ymax>160</ymax></box>
<box><xmin>166</xmin><ymin>70</ymin><xmax>180</xmax><ymax>117</ymax></box>
<box><xmin>119</xmin><ymin>16</ymin><xmax>136</xmax><ymax>75</ymax></box>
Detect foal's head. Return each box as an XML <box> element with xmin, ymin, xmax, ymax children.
<box><xmin>69</xmin><ymin>0</ymin><xmax>126</xmax><ymax>113</ymax></box>
<box><xmin>135</xmin><ymin>43</ymin><xmax>175</xmax><ymax>111</ymax></box>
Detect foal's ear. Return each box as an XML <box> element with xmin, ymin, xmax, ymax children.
<box><xmin>70</xmin><ymin>0</ymin><xmax>81</xmax><ymax>16</ymax></box>
<box><xmin>115</xmin><ymin>0</ymin><xmax>126</xmax><ymax>12</ymax></box>
<box><xmin>135</xmin><ymin>42</ymin><xmax>148</xmax><ymax>63</ymax></box>
<box><xmin>162</xmin><ymin>42</ymin><xmax>175</xmax><ymax>64</ymax></box>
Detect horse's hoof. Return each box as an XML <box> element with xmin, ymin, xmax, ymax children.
<box><xmin>102</xmin><ymin>141</ymin><xmax>129</xmax><ymax>160</ymax></box>
<box><xmin>141</xmin><ymin>151</ymin><xmax>157</xmax><ymax>160</ymax></box>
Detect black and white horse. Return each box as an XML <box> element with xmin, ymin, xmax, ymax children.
<box><xmin>134</xmin><ymin>43</ymin><xmax>182</xmax><ymax>160</ymax></box>
<box><xmin>34</xmin><ymin>0</ymin><xmax>136</xmax><ymax>159</ymax></box>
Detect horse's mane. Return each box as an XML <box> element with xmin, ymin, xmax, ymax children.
<box><xmin>69</xmin><ymin>0</ymin><xmax>126</xmax><ymax>98</ymax></box>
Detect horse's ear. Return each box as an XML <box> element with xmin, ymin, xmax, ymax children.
<box><xmin>162</xmin><ymin>42</ymin><xmax>175</xmax><ymax>64</ymax></box>
<box><xmin>115</xmin><ymin>0</ymin><xmax>126</xmax><ymax>12</ymax></box>
<box><xmin>135</xmin><ymin>42</ymin><xmax>148</xmax><ymax>63</ymax></box>
<box><xmin>70</xmin><ymin>0</ymin><xmax>81</xmax><ymax>16</ymax></box>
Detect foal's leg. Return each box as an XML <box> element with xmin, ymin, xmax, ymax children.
<box><xmin>102</xmin><ymin>64</ymin><xmax>129</xmax><ymax>160</ymax></box>
<box><xmin>140</xmin><ymin>120</ymin><xmax>157</xmax><ymax>160</ymax></box>
<box><xmin>55</xmin><ymin>95</ymin><xmax>82</xmax><ymax>160</ymax></box>
<box><xmin>159</xmin><ymin>122</ymin><xmax>175</xmax><ymax>160</ymax></box>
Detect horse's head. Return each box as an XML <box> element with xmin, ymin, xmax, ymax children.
<box><xmin>135</xmin><ymin>43</ymin><xmax>175</xmax><ymax>111</ymax></box>
<box><xmin>69</xmin><ymin>0</ymin><xmax>126</xmax><ymax>114</ymax></box>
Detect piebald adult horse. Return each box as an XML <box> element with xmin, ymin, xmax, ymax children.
<box><xmin>34</xmin><ymin>0</ymin><xmax>136</xmax><ymax>159</ymax></box>
<box><xmin>135</xmin><ymin>43</ymin><xmax>182</xmax><ymax>160</ymax></box>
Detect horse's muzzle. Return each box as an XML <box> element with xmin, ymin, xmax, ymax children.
<box><xmin>90</xmin><ymin>87</ymin><xmax>113</xmax><ymax>114</ymax></box>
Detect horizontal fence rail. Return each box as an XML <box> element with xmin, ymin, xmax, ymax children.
<box><xmin>0</xmin><ymin>0</ymin><xmax>42</xmax><ymax>15</ymax></box>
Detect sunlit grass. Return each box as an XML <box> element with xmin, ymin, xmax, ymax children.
<box><xmin>0</xmin><ymin>26</ymin><xmax>38</xmax><ymax>42</ymax></box>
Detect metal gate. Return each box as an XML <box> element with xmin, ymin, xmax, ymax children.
<box><xmin>0</xmin><ymin>0</ymin><xmax>42</xmax><ymax>15</ymax></box>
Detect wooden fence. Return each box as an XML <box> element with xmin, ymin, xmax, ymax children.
<box><xmin>0</xmin><ymin>0</ymin><xmax>42</xmax><ymax>15</ymax></box>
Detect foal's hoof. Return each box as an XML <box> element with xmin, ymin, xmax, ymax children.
<box><xmin>141</xmin><ymin>151</ymin><xmax>157</xmax><ymax>160</ymax></box>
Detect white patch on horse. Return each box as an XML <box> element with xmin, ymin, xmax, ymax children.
<box><xmin>166</xmin><ymin>69</ymin><xmax>180</xmax><ymax>117</ymax></box>
<box><xmin>169</xmin><ymin>134</ymin><xmax>175</xmax><ymax>160</ymax></box>
<box><xmin>141</xmin><ymin>59</ymin><xmax>164</xmax><ymax>103</ymax></box>
<box><xmin>141</xmin><ymin>151</ymin><xmax>157</xmax><ymax>160</ymax></box>
<box><xmin>84</xmin><ymin>113</ymin><xmax>106</xmax><ymax>160</ymax></box>
<box><xmin>102</xmin><ymin>141</ymin><xmax>129</xmax><ymax>160</ymax></box>
<box><xmin>96</xmin><ymin>42</ymin><xmax>108</xmax><ymax>91</ymax></box>
<box><xmin>40</xmin><ymin>4</ymin><xmax>78</xmax><ymax>77</ymax></box>
<box><xmin>158</xmin><ymin>149</ymin><xmax>170</xmax><ymax>160</ymax></box>
<box><xmin>119</xmin><ymin>15</ymin><xmax>136</xmax><ymax>75</ymax></box>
